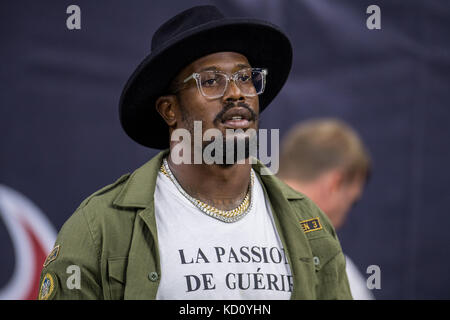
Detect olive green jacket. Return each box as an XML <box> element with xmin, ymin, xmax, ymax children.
<box><xmin>38</xmin><ymin>150</ymin><xmax>352</xmax><ymax>300</ymax></box>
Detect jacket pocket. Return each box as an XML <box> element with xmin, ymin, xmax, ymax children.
<box><xmin>307</xmin><ymin>235</ymin><xmax>341</xmax><ymax>273</ymax></box>
<box><xmin>307</xmin><ymin>235</ymin><xmax>349</xmax><ymax>299</ymax></box>
<box><xmin>107</xmin><ymin>257</ymin><xmax>128</xmax><ymax>300</ymax></box>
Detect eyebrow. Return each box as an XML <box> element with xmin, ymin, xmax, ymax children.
<box><xmin>236</xmin><ymin>63</ymin><xmax>251</xmax><ymax>70</ymax></box>
<box><xmin>198</xmin><ymin>63</ymin><xmax>251</xmax><ymax>73</ymax></box>
<box><xmin>198</xmin><ymin>66</ymin><xmax>219</xmax><ymax>72</ymax></box>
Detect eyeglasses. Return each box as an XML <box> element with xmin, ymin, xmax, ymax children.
<box><xmin>178</xmin><ymin>67</ymin><xmax>268</xmax><ymax>99</ymax></box>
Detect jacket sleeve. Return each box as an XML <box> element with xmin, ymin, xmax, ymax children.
<box><xmin>37</xmin><ymin>207</ymin><xmax>103</xmax><ymax>300</ymax></box>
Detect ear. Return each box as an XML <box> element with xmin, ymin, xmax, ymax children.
<box><xmin>326</xmin><ymin>169</ymin><xmax>345</xmax><ymax>195</ymax></box>
<box><xmin>156</xmin><ymin>95</ymin><xmax>178</xmax><ymax>127</ymax></box>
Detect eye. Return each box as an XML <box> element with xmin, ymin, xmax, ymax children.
<box><xmin>202</xmin><ymin>78</ymin><xmax>217</xmax><ymax>86</ymax></box>
<box><xmin>238</xmin><ymin>74</ymin><xmax>251</xmax><ymax>82</ymax></box>
<box><xmin>201</xmin><ymin>74</ymin><xmax>222</xmax><ymax>87</ymax></box>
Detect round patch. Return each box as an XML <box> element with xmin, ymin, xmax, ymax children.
<box><xmin>38</xmin><ymin>272</ymin><xmax>58</xmax><ymax>300</ymax></box>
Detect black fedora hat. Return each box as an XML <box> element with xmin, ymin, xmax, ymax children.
<box><xmin>119</xmin><ymin>5</ymin><xmax>292</xmax><ymax>149</ymax></box>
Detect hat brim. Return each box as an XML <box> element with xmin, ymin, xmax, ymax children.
<box><xmin>119</xmin><ymin>18</ymin><xmax>292</xmax><ymax>149</ymax></box>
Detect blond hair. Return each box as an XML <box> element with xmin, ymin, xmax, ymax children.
<box><xmin>278</xmin><ymin>118</ymin><xmax>371</xmax><ymax>184</ymax></box>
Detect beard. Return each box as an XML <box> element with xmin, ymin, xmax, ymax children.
<box><xmin>178</xmin><ymin>100</ymin><xmax>259</xmax><ymax>165</ymax></box>
<box><xmin>208</xmin><ymin>129</ymin><xmax>259</xmax><ymax>165</ymax></box>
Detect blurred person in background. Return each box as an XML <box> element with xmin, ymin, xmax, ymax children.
<box><xmin>278</xmin><ymin>118</ymin><xmax>374</xmax><ymax>300</ymax></box>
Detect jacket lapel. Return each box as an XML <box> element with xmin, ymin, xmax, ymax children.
<box><xmin>254</xmin><ymin>162</ymin><xmax>317</xmax><ymax>299</ymax></box>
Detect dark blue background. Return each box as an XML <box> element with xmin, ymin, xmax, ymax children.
<box><xmin>1</xmin><ymin>0</ymin><xmax>449</xmax><ymax>299</ymax></box>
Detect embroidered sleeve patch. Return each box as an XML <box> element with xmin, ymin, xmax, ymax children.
<box><xmin>43</xmin><ymin>245</ymin><xmax>60</xmax><ymax>267</ymax></box>
<box><xmin>38</xmin><ymin>272</ymin><xmax>58</xmax><ymax>300</ymax></box>
<box><xmin>300</xmin><ymin>217</ymin><xmax>323</xmax><ymax>233</ymax></box>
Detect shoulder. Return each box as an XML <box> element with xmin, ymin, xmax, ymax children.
<box><xmin>61</xmin><ymin>173</ymin><xmax>133</xmax><ymax>242</ymax></box>
<box><xmin>54</xmin><ymin>172</ymin><xmax>133</xmax><ymax>250</ymax></box>
<box><xmin>56</xmin><ymin>150</ymin><xmax>166</xmax><ymax>246</ymax></box>
<box><xmin>38</xmin><ymin>172</ymin><xmax>138</xmax><ymax>299</ymax></box>
<box><xmin>77</xmin><ymin>173</ymin><xmax>131</xmax><ymax>213</ymax></box>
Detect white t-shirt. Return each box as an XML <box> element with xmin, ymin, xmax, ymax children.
<box><xmin>345</xmin><ymin>255</ymin><xmax>375</xmax><ymax>300</ymax></box>
<box><xmin>154</xmin><ymin>170</ymin><xmax>292</xmax><ymax>300</ymax></box>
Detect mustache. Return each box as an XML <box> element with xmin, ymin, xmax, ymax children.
<box><xmin>213</xmin><ymin>101</ymin><xmax>258</xmax><ymax>125</ymax></box>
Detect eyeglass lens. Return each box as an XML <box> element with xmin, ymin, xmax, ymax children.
<box><xmin>199</xmin><ymin>69</ymin><xmax>264</xmax><ymax>98</ymax></box>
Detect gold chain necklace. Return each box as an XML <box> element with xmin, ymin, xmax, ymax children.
<box><xmin>159</xmin><ymin>158</ymin><xmax>254</xmax><ymax>223</ymax></box>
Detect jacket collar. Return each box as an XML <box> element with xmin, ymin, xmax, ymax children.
<box><xmin>113</xmin><ymin>150</ymin><xmax>304</xmax><ymax>209</ymax></box>
<box><xmin>251</xmin><ymin>160</ymin><xmax>305</xmax><ymax>200</ymax></box>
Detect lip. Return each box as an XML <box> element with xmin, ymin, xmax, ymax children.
<box><xmin>223</xmin><ymin>118</ymin><xmax>251</xmax><ymax>129</ymax></box>
<box><xmin>220</xmin><ymin>107</ymin><xmax>254</xmax><ymax>129</ymax></box>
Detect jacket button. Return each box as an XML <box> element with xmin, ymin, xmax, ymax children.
<box><xmin>313</xmin><ymin>256</ymin><xmax>320</xmax><ymax>266</ymax></box>
<box><xmin>148</xmin><ymin>271</ymin><xmax>159</xmax><ymax>282</ymax></box>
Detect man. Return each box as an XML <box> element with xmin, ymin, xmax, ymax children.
<box><xmin>38</xmin><ymin>6</ymin><xmax>351</xmax><ymax>300</ymax></box>
<box><xmin>278</xmin><ymin>118</ymin><xmax>374</xmax><ymax>299</ymax></box>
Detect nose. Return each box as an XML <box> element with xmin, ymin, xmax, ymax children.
<box><xmin>222</xmin><ymin>79</ymin><xmax>245</xmax><ymax>103</ymax></box>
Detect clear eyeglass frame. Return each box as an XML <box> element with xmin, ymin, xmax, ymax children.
<box><xmin>181</xmin><ymin>67</ymin><xmax>268</xmax><ymax>99</ymax></box>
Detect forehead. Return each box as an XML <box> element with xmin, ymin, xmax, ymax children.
<box><xmin>178</xmin><ymin>52</ymin><xmax>251</xmax><ymax>78</ymax></box>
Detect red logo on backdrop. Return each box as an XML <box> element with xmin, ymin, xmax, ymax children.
<box><xmin>0</xmin><ymin>185</ymin><xmax>57</xmax><ymax>300</ymax></box>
